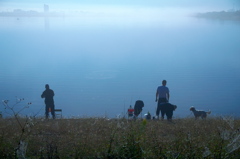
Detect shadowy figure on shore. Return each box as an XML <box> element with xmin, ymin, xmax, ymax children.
<box><xmin>41</xmin><ymin>84</ymin><xmax>55</xmax><ymax>119</ymax></box>
<box><xmin>134</xmin><ymin>100</ymin><xmax>144</xmax><ymax>118</ymax></box>
<box><xmin>155</xmin><ymin>80</ymin><xmax>170</xmax><ymax>119</ymax></box>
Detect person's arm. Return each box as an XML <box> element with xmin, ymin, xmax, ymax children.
<box><xmin>41</xmin><ymin>91</ymin><xmax>45</xmax><ymax>98</ymax></box>
<box><xmin>155</xmin><ymin>91</ymin><xmax>158</xmax><ymax>102</ymax></box>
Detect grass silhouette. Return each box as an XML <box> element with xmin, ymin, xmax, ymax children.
<box><xmin>0</xmin><ymin>117</ymin><xmax>240</xmax><ymax>158</ymax></box>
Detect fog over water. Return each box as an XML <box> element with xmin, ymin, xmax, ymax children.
<box><xmin>0</xmin><ymin>1</ymin><xmax>240</xmax><ymax>118</ymax></box>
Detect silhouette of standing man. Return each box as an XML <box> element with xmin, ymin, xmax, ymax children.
<box><xmin>155</xmin><ymin>80</ymin><xmax>170</xmax><ymax>119</ymax></box>
<box><xmin>41</xmin><ymin>84</ymin><xmax>55</xmax><ymax>119</ymax></box>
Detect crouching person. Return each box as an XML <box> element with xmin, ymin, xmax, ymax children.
<box><xmin>156</xmin><ymin>103</ymin><xmax>177</xmax><ymax>121</ymax></box>
<box><xmin>144</xmin><ymin>112</ymin><xmax>151</xmax><ymax>120</ymax></box>
<box><xmin>134</xmin><ymin>100</ymin><xmax>144</xmax><ymax>119</ymax></box>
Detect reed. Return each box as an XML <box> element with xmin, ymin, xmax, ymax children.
<box><xmin>0</xmin><ymin>116</ymin><xmax>240</xmax><ymax>158</ymax></box>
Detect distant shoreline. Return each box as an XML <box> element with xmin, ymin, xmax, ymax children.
<box><xmin>195</xmin><ymin>10</ymin><xmax>240</xmax><ymax>21</ymax></box>
<box><xmin>0</xmin><ymin>10</ymin><xmax>65</xmax><ymax>17</ymax></box>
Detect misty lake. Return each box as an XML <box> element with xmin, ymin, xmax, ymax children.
<box><xmin>0</xmin><ymin>13</ymin><xmax>240</xmax><ymax>118</ymax></box>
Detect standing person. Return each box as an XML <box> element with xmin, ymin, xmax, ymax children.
<box><xmin>41</xmin><ymin>84</ymin><xmax>55</xmax><ymax>119</ymax></box>
<box><xmin>155</xmin><ymin>80</ymin><xmax>170</xmax><ymax>120</ymax></box>
<box><xmin>127</xmin><ymin>105</ymin><xmax>134</xmax><ymax>119</ymax></box>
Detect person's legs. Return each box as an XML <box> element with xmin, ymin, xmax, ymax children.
<box><xmin>45</xmin><ymin>104</ymin><xmax>49</xmax><ymax>119</ymax></box>
<box><xmin>50</xmin><ymin>104</ymin><xmax>55</xmax><ymax>119</ymax></box>
<box><xmin>156</xmin><ymin>102</ymin><xmax>161</xmax><ymax>118</ymax></box>
<box><xmin>157</xmin><ymin>100</ymin><xmax>164</xmax><ymax>119</ymax></box>
<box><xmin>158</xmin><ymin>98</ymin><xmax>168</xmax><ymax>119</ymax></box>
<box><xmin>161</xmin><ymin>108</ymin><xmax>166</xmax><ymax>120</ymax></box>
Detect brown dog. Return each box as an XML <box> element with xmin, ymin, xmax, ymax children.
<box><xmin>190</xmin><ymin>106</ymin><xmax>211</xmax><ymax>119</ymax></box>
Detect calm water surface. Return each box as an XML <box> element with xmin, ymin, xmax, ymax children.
<box><xmin>0</xmin><ymin>15</ymin><xmax>240</xmax><ymax>118</ymax></box>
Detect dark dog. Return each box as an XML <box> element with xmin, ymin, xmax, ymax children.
<box><xmin>190</xmin><ymin>106</ymin><xmax>211</xmax><ymax>119</ymax></box>
<box><xmin>156</xmin><ymin>103</ymin><xmax>177</xmax><ymax>121</ymax></box>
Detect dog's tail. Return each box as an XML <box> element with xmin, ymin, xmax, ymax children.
<box><xmin>207</xmin><ymin>110</ymin><xmax>211</xmax><ymax>114</ymax></box>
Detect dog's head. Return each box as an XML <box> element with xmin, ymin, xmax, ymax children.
<box><xmin>190</xmin><ymin>106</ymin><xmax>195</xmax><ymax>111</ymax></box>
<box><xmin>173</xmin><ymin>105</ymin><xmax>177</xmax><ymax>111</ymax></box>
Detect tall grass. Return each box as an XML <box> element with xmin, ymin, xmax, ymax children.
<box><xmin>0</xmin><ymin>117</ymin><xmax>240</xmax><ymax>158</ymax></box>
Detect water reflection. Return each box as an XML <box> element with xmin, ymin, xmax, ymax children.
<box><xmin>44</xmin><ymin>17</ymin><xmax>49</xmax><ymax>31</ymax></box>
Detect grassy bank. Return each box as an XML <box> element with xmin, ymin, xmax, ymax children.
<box><xmin>0</xmin><ymin>117</ymin><xmax>240</xmax><ymax>158</ymax></box>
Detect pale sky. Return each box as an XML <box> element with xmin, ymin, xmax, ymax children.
<box><xmin>0</xmin><ymin>0</ymin><xmax>236</xmax><ymax>11</ymax></box>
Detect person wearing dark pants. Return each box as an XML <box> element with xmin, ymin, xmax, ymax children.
<box><xmin>41</xmin><ymin>84</ymin><xmax>55</xmax><ymax>119</ymax></box>
<box><xmin>155</xmin><ymin>80</ymin><xmax>170</xmax><ymax>119</ymax></box>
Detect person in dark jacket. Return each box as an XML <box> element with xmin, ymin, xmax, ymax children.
<box><xmin>134</xmin><ymin>100</ymin><xmax>144</xmax><ymax>118</ymax></box>
<box><xmin>41</xmin><ymin>84</ymin><xmax>55</xmax><ymax>119</ymax></box>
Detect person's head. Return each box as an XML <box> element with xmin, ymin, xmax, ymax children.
<box><xmin>45</xmin><ymin>84</ymin><xmax>49</xmax><ymax>89</ymax></box>
<box><xmin>162</xmin><ymin>80</ymin><xmax>167</xmax><ymax>86</ymax></box>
